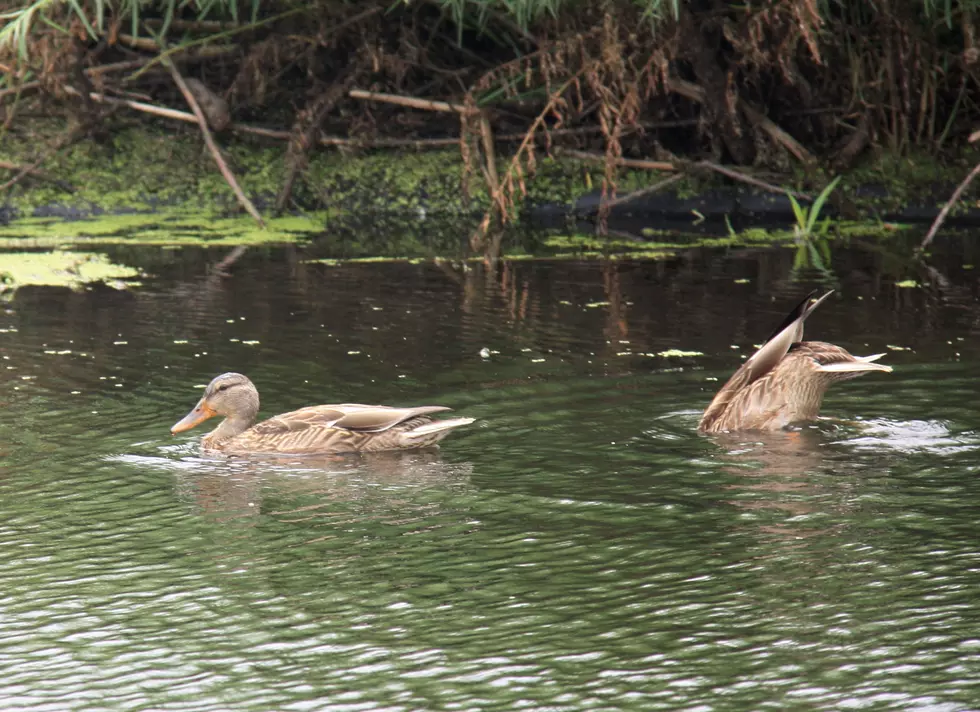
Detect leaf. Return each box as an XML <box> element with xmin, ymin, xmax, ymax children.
<box><xmin>807</xmin><ymin>175</ymin><xmax>842</xmax><ymax>233</ymax></box>
<box><xmin>787</xmin><ymin>193</ymin><xmax>807</xmax><ymax>231</ymax></box>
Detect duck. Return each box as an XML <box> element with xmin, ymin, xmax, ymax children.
<box><xmin>171</xmin><ymin>372</ymin><xmax>475</xmax><ymax>455</ymax></box>
<box><xmin>698</xmin><ymin>290</ymin><xmax>892</xmax><ymax>433</ymax></box>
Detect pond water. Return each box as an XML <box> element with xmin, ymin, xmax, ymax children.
<box><xmin>1</xmin><ymin>229</ymin><xmax>980</xmax><ymax>710</ymax></box>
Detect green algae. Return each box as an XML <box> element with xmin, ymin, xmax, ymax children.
<box><xmin>0</xmin><ymin>251</ymin><xmax>141</xmax><ymax>293</ymax></box>
<box><xmin>717</xmin><ymin>220</ymin><xmax>913</xmax><ymax>247</ymax></box>
<box><xmin>0</xmin><ymin>120</ymin><xmax>953</xmax><ymax>262</ymax></box>
<box><xmin>0</xmin><ymin>213</ymin><xmax>327</xmax><ymax>247</ymax></box>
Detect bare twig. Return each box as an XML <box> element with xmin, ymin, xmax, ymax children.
<box><xmin>561</xmin><ymin>149</ymin><xmax>675</xmax><ymax>172</ymax></box>
<box><xmin>918</xmin><ymin>159</ymin><xmax>980</xmax><ymax>251</ymax></box>
<box><xmin>471</xmin><ymin>68</ymin><xmax>591</xmax><ymax>253</ymax></box>
<box><xmin>697</xmin><ymin>161</ymin><xmax>811</xmax><ymax>200</ymax></box>
<box><xmin>65</xmin><ymin>86</ymin><xmax>200</xmax><ymax>122</ymax></box>
<box><xmin>0</xmin><ymin>47</ymin><xmax>238</xmax><ymax>103</ymax></box>
<box><xmin>350</xmin><ymin>89</ymin><xmax>468</xmax><ymax>114</ymax></box>
<box><xmin>478</xmin><ymin>113</ymin><xmax>500</xmax><ymax>199</ymax></box>
<box><xmin>591</xmin><ymin>173</ymin><xmax>684</xmax><ymax>213</ymax></box>
<box><xmin>0</xmin><ymin>124</ymin><xmax>85</xmax><ymax>194</ymax></box>
<box><xmin>163</xmin><ymin>58</ymin><xmax>265</xmax><ymax>227</ymax></box>
<box><xmin>0</xmin><ymin>160</ymin><xmax>75</xmax><ymax>191</ymax></box>
<box><xmin>666</xmin><ymin>76</ymin><xmax>817</xmax><ymax>166</ymax></box>
<box><xmin>277</xmin><ymin>63</ymin><xmax>361</xmax><ymax>213</ymax></box>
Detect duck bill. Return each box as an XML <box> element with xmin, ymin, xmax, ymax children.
<box><xmin>171</xmin><ymin>399</ymin><xmax>217</xmax><ymax>434</ymax></box>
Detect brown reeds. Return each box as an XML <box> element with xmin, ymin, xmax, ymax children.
<box><xmin>1</xmin><ymin>0</ymin><xmax>979</xmax><ymax>253</ymax></box>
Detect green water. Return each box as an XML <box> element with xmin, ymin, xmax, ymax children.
<box><xmin>1</xmin><ymin>239</ymin><xmax>980</xmax><ymax>710</ymax></box>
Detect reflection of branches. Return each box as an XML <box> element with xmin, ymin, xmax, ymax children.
<box><xmin>496</xmin><ymin>261</ymin><xmax>530</xmax><ymax>322</ymax></box>
<box><xmin>212</xmin><ymin>246</ymin><xmax>248</xmax><ymax>276</ymax></box>
<box><xmin>602</xmin><ymin>260</ymin><xmax>628</xmax><ymax>341</ymax></box>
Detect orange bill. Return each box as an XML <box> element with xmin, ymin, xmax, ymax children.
<box><xmin>171</xmin><ymin>398</ymin><xmax>217</xmax><ymax>434</ymax></box>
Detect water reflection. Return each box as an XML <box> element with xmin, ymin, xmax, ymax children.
<box><xmin>114</xmin><ymin>450</ymin><xmax>475</xmax><ymax>524</ymax></box>
<box><xmin>2</xmin><ymin>236</ymin><xmax>980</xmax><ymax>710</ymax></box>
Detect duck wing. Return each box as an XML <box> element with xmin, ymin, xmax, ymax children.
<box><xmin>698</xmin><ymin>290</ymin><xmax>834</xmax><ymax>433</ymax></box>
<box><xmin>250</xmin><ymin>404</ymin><xmax>453</xmax><ymax>436</ymax></box>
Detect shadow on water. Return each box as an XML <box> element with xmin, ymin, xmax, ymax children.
<box><xmin>2</xmin><ymin>226</ymin><xmax>980</xmax><ymax>709</ymax></box>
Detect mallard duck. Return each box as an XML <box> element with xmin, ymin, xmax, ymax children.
<box><xmin>171</xmin><ymin>372</ymin><xmax>475</xmax><ymax>454</ymax></box>
<box><xmin>698</xmin><ymin>290</ymin><xmax>892</xmax><ymax>433</ymax></box>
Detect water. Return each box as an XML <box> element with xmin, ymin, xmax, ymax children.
<box><xmin>1</xmin><ymin>234</ymin><xmax>980</xmax><ymax>710</ymax></box>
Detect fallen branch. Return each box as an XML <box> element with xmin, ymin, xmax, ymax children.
<box><xmin>277</xmin><ymin>63</ymin><xmax>362</xmax><ymax>213</ymax></box>
<box><xmin>0</xmin><ymin>124</ymin><xmax>85</xmax><ymax>194</ymax></box>
<box><xmin>666</xmin><ymin>76</ymin><xmax>817</xmax><ymax>166</ymax></box>
<box><xmin>48</xmin><ymin>88</ymin><xmax>702</xmax><ymax>156</ymax></box>
<box><xmin>918</xmin><ymin>159</ymin><xmax>980</xmax><ymax>251</ymax></box>
<box><xmin>163</xmin><ymin>57</ymin><xmax>265</xmax><ymax>227</ymax></box>
<box><xmin>697</xmin><ymin>161</ymin><xmax>810</xmax><ymax>200</ymax></box>
<box><xmin>478</xmin><ymin>113</ymin><xmax>501</xmax><ymax>201</ymax></box>
<box><xmin>471</xmin><ymin>67</ymin><xmax>591</xmax><ymax>254</ymax></box>
<box><xmin>560</xmin><ymin>148</ymin><xmax>675</xmax><ymax>172</ymax></box>
<box><xmin>0</xmin><ymin>47</ymin><xmax>240</xmax><ymax>103</ymax></box>
<box><xmin>590</xmin><ymin>173</ymin><xmax>684</xmax><ymax>213</ymax></box>
<box><xmin>65</xmin><ymin>86</ymin><xmax>200</xmax><ymax>122</ymax></box>
<box><xmin>350</xmin><ymin>89</ymin><xmax>469</xmax><ymax>114</ymax></box>
<box><xmin>0</xmin><ymin>160</ymin><xmax>75</xmax><ymax>192</ymax></box>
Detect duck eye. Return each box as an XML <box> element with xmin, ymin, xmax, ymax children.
<box><xmin>216</xmin><ymin>383</ymin><xmax>230</xmax><ymax>392</ymax></box>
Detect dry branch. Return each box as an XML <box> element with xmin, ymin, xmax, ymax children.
<box><xmin>65</xmin><ymin>86</ymin><xmax>200</xmax><ymax>122</ymax></box>
<box><xmin>589</xmin><ymin>173</ymin><xmax>684</xmax><ymax>213</ymax></box>
<box><xmin>0</xmin><ymin>47</ymin><xmax>239</xmax><ymax>103</ymax></box>
<box><xmin>0</xmin><ymin>124</ymin><xmax>85</xmax><ymax>194</ymax></box>
<box><xmin>666</xmin><ymin>77</ymin><xmax>817</xmax><ymax>166</ymax></box>
<box><xmin>163</xmin><ymin>58</ymin><xmax>265</xmax><ymax>228</ymax></box>
<box><xmin>918</xmin><ymin>160</ymin><xmax>980</xmax><ymax>251</ymax></box>
<box><xmin>478</xmin><ymin>114</ymin><xmax>500</xmax><ymax>199</ymax></box>
<box><xmin>560</xmin><ymin>149</ymin><xmax>675</xmax><ymax>172</ymax></box>
<box><xmin>0</xmin><ymin>160</ymin><xmax>74</xmax><ymax>191</ymax></box>
<box><xmin>350</xmin><ymin>89</ymin><xmax>469</xmax><ymax>114</ymax></box>
<box><xmin>276</xmin><ymin>63</ymin><xmax>362</xmax><ymax>213</ymax></box>
<box><xmin>697</xmin><ymin>161</ymin><xmax>810</xmax><ymax>200</ymax></box>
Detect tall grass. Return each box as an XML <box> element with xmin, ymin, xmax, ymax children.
<box><xmin>0</xmin><ymin>0</ymin><xmax>260</xmax><ymax>59</ymax></box>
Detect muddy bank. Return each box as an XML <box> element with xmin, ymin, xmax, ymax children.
<box><xmin>1</xmin><ymin>124</ymin><xmax>977</xmax><ymax>233</ymax></box>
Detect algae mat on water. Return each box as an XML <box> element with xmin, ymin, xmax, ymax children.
<box><xmin>0</xmin><ymin>214</ymin><xmax>326</xmax><ymax>247</ymax></box>
<box><xmin>0</xmin><ymin>251</ymin><xmax>141</xmax><ymax>293</ymax></box>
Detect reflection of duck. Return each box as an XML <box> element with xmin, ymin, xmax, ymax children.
<box><xmin>171</xmin><ymin>373</ymin><xmax>474</xmax><ymax>454</ymax></box>
<box><xmin>699</xmin><ymin>291</ymin><xmax>892</xmax><ymax>433</ymax></box>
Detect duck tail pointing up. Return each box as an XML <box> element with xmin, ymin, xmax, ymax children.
<box><xmin>401</xmin><ymin>417</ymin><xmax>476</xmax><ymax>441</ymax></box>
<box><xmin>815</xmin><ymin>355</ymin><xmax>892</xmax><ymax>373</ymax></box>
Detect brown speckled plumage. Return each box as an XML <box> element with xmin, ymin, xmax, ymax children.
<box><xmin>698</xmin><ymin>291</ymin><xmax>892</xmax><ymax>434</ymax></box>
<box><xmin>172</xmin><ymin>373</ymin><xmax>474</xmax><ymax>455</ymax></box>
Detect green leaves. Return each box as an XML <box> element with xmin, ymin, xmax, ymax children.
<box><xmin>0</xmin><ymin>0</ymin><xmax>250</xmax><ymax>60</ymax></box>
<box><xmin>788</xmin><ymin>175</ymin><xmax>841</xmax><ymax>239</ymax></box>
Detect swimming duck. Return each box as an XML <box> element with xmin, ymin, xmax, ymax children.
<box><xmin>171</xmin><ymin>372</ymin><xmax>475</xmax><ymax>454</ymax></box>
<box><xmin>698</xmin><ymin>290</ymin><xmax>892</xmax><ymax>433</ymax></box>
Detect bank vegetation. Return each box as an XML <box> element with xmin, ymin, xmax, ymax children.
<box><xmin>2</xmin><ymin>0</ymin><xmax>980</xmax><ymax>250</ymax></box>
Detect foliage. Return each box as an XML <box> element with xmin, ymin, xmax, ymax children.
<box><xmin>3</xmin><ymin>0</ymin><xmax>980</xmax><ymax>257</ymax></box>
<box><xmin>0</xmin><ymin>0</ymin><xmax>259</xmax><ymax>59</ymax></box>
<box><xmin>788</xmin><ymin>176</ymin><xmax>841</xmax><ymax>240</ymax></box>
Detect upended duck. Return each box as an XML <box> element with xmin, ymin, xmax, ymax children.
<box><xmin>698</xmin><ymin>290</ymin><xmax>892</xmax><ymax>433</ymax></box>
<box><xmin>171</xmin><ymin>372</ymin><xmax>474</xmax><ymax>454</ymax></box>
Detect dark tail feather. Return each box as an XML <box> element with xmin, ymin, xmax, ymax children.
<box><xmin>763</xmin><ymin>289</ymin><xmax>833</xmax><ymax>344</ymax></box>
